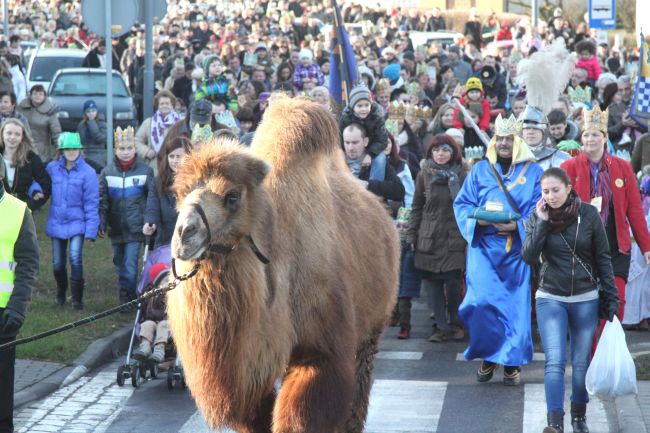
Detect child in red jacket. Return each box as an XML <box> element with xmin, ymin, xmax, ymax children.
<box><xmin>575</xmin><ymin>40</ymin><xmax>602</xmax><ymax>83</ymax></box>
<box><xmin>452</xmin><ymin>77</ymin><xmax>491</xmax><ymax>131</ymax></box>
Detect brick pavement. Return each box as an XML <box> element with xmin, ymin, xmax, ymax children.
<box><xmin>15</xmin><ymin>360</ymin><xmax>66</xmax><ymax>393</ymax></box>
<box><xmin>638</xmin><ymin>381</ymin><xmax>650</xmax><ymax>430</ymax></box>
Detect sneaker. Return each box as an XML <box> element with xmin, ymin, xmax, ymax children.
<box><xmin>449</xmin><ymin>325</ymin><xmax>465</xmax><ymax>340</ymax></box>
<box><xmin>428</xmin><ymin>328</ymin><xmax>447</xmax><ymax>342</ymax></box>
<box><xmin>503</xmin><ymin>366</ymin><xmax>522</xmax><ymax>386</ymax></box>
<box><xmin>149</xmin><ymin>344</ymin><xmax>165</xmax><ymax>363</ymax></box>
<box><xmin>477</xmin><ymin>361</ymin><xmax>499</xmax><ymax>382</ymax></box>
<box><xmin>397</xmin><ymin>327</ymin><xmax>410</xmax><ymax>339</ymax></box>
<box><xmin>132</xmin><ymin>340</ymin><xmax>152</xmax><ymax>361</ymax></box>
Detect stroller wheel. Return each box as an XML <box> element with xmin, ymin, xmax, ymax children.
<box><xmin>116</xmin><ymin>365</ymin><xmax>127</xmax><ymax>387</ymax></box>
<box><xmin>131</xmin><ymin>365</ymin><xmax>142</xmax><ymax>388</ymax></box>
<box><xmin>150</xmin><ymin>363</ymin><xmax>159</xmax><ymax>379</ymax></box>
<box><xmin>138</xmin><ymin>363</ymin><xmax>148</xmax><ymax>379</ymax></box>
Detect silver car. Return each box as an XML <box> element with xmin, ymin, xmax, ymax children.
<box><xmin>26</xmin><ymin>48</ymin><xmax>88</xmax><ymax>91</ymax></box>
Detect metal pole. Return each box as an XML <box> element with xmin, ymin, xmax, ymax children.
<box><xmin>3</xmin><ymin>0</ymin><xmax>8</xmax><ymax>39</ymax></box>
<box><xmin>105</xmin><ymin>0</ymin><xmax>114</xmax><ymax>162</ymax></box>
<box><xmin>143</xmin><ymin>0</ymin><xmax>154</xmax><ymax>119</ymax></box>
<box><xmin>531</xmin><ymin>0</ymin><xmax>539</xmax><ymax>29</ymax></box>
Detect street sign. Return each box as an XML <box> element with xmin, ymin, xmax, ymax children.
<box><xmin>589</xmin><ymin>0</ymin><xmax>616</xmax><ymax>29</ymax></box>
<box><xmin>138</xmin><ymin>0</ymin><xmax>168</xmax><ymax>24</ymax></box>
<box><xmin>81</xmin><ymin>0</ymin><xmax>139</xmax><ymax>37</ymax></box>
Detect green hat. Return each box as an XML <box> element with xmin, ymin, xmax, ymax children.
<box><xmin>58</xmin><ymin>132</ymin><xmax>83</xmax><ymax>150</ymax></box>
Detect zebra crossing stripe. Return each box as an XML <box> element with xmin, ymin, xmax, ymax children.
<box><xmin>523</xmin><ymin>383</ymin><xmax>609</xmax><ymax>433</ymax></box>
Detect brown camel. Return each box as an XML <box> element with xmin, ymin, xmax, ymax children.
<box><xmin>168</xmin><ymin>96</ymin><xmax>399</xmax><ymax>433</ymax></box>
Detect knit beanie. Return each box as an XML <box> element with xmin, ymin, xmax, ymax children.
<box><xmin>383</xmin><ymin>63</ymin><xmax>401</xmax><ymax>85</ymax></box>
<box><xmin>299</xmin><ymin>48</ymin><xmax>313</xmax><ymax>60</ymax></box>
<box><xmin>202</xmin><ymin>54</ymin><xmax>221</xmax><ymax>71</ymax></box>
<box><xmin>348</xmin><ymin>83</ymin><xmax>371</xmax><ymax>109</ymax></box>
<box><xmin>465</xmin><ymin>77</ymin><xmax>483</xmax><ymax>93</ymax></box>
<box><xmin>83</xmin><ymin>99</ymin><xmax>97</xmax><ymax>111</ymax></box>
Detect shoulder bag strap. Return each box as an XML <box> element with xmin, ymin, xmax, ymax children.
<box><xmin>487</xmin><ymin>162</ymin><xmax>521</xmax><ymax>214</ymax></box>
<box><xmin>559</xmin><ymin>232</ymin><xmax>598</xmax><ymax>286</ymax></box>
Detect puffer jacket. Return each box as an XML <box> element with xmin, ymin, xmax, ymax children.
<box><xmin>340</xmin><ymin>102</ymin><xmax>389</xmax><ymax>158</ymax></box>
<box><xmin>17</xmin><ymin>98</ymin><xmax>61</xmax><ymax>160</ymax></box>
<box><xmin>406</xmin><ymin>160</ymin><xmax>467</xmax><ymax>273</ymax></box>
<box><xmin>522</xmin><ymin>201</ymin><xmax>617</xmax><ymax>298</ymax></box>
<box><xmin>45</xmin><ymin>156</ymin><xmax>100</xmax><ymax>240</ymax></box>
<box><xmin>99</xmin><ymin>158</ymin><xmax>154</xmax><ymax>244</ymax></box>
<box><xmin>77</xmin><ymin>114</ymin><xmax>107</xmax><ymax>149</ymax></box>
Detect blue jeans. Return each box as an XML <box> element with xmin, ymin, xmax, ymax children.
<box><xmin>111</xmin><ymin>242</ymin><xmax>141</xmax><ymax>293</ymax></box>
<box><xmin>51</xmin><ymin>235</ymin><xmax>84</xmax><ymax>281</ymax></box>
<box><xmin>369</xmin><ymin>152</ymin><xmax>387</xmax><ymax>181</ymax></box>
<box><xmin>536</xmin><ymin>297</ymin><xmax>599</xmax><ymax>412</ymax></box>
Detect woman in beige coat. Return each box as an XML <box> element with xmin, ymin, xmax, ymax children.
<box><xmin>135</xmin><ymin>90</ymin><xmax>181</xmax><ymax>173</ymax></box>
<box><xmin>16</xmin><ymin>85</ymin><xmax>61</xmax><ymax>160</ymax></box>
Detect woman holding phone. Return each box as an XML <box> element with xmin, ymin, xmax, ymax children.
<box><xmin>522</xmin><ymin>167</ymin><xmax>619</xmax><ymax>433</ymax></box>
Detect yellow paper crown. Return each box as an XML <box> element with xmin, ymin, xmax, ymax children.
<box><xmin>420</xmin><ymin>106</ymin><xmax>433</xmax><ymax>121</ymax></box>
<box><xmin>388</xmin><ymin>101</ymin><xmax>407</xmax><ymax>121</ymax></box>
<box><xmin>406</xmin><ymin>81</ymin><xmax>421</xmax><ymax>97</ymax></box>
<box><xmin>582</xmin><ymin>105</ymin><xmax>608</xmax><ymax>133</ymax></box>
<box><xmin>114</xmin><ymin>126</ymin><xmax>135</xmax><ymax>147</ymax></box>
<box><xmin>567</xmin><ymin>86</ymin><xmax>592</xmax><ymax>106</ymax></box>
<box><xmin>406</xmin><ymin>103</ymin><xmax>420</xmax><ymax>121</ymax></box>
<box><xmin>375</xmin><ymin>78</ymin><xmax>390</xmax><ymax>94</ymax></box>
<box><xmin>494</xmin><ymin>114</ymin><xmax>523</xmax><ymax>136</ymax></box>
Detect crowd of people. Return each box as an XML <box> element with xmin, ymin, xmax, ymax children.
<box><xmin>1</xmin><ymin>1</ymin><xmax>650</xmax><ymax>433</ymax></box>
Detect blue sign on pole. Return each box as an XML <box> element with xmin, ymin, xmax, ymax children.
<box><xmin>589</xmin><ymin>0</ymin><xmax>616</xmax><ymax>29</ymax></box>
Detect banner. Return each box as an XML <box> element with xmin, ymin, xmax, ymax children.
<box><xmin>328</xmin><ymin>0</ymin><xmax>357</xmax><ymax>106</ymax></box>
<box><xmin>630</xmin><ymin>33</ymin><xmax>650</xmax><ymax>127</ymax></box>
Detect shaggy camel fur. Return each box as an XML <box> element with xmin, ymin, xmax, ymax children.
<box><xmin>168</xmin><ymin>96</ymin><xmax>400</xmax><ymax>433</ymax></box>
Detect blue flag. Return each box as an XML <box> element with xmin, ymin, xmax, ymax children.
<box><xmin>630</xmin><ymin>33</ymin><xmax>650</xmax><ymax>127</ymax></box>
<box><xmin>329</xmin><ymin>0</ymin><xmax>357</xmax><ymax>106</ymax></box>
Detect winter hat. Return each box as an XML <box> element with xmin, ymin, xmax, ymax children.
<box><xmin>383</xmin><ymin>63</ymin><xmax>401</xmax><ymax>85</ymax></box>
<box><xmin>357</xmin><ymin>65</ymin><xmax>376</xmax><ymax>90</ymax></box>
<box><xmin>202</xmin><ymin>54</ymin><xmax>221</xmax><ymax>71</ymax></box>
<box><xmin>348</xmin><ymin>83</ymin><xmax>371</xmax><ymax>108</ymax></box>
<box><xmin>401</xmin><ymin>51</ymin><xmax>415</xmax><ymax>62</ymax></box>
<box><xmin>299</xmin><ymin>48</ymin><xmax>313</xmax><ymax>60</ymax></box>
<box><xmin>255</xmin><ymin>43</ymin><xmax>268</xmax><ymax>52</ymax></box>
<box><xmin>83</xmin><ymin>99</ymin><xmax>97</xmax><ymax>111</ymax></box>
<box><xmin>149</xmin><ymin>262</ymin><xmax>167</xmax><ymax>283</ymax></box>
<box><xmin>465</xmin><ymin>77</ymin><xmax>483</xmax><ymax>92</ymax></box>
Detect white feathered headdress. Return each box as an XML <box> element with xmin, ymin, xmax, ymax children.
<box><xmin>515</xmin><ymin>39</ymin><xmax>576</xmax><ymax>115</ymax></box>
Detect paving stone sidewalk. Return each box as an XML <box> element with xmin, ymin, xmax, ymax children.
<box><xmin>638</xmin><ymin>381</ymin><xmax>650</xmax><ymax>430</ymax></box>
<box><xmin>15</xmin><ymin>360</ymin><xmax>66</xmax><ymax>393</ymax></box>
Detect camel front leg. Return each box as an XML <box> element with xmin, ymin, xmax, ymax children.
<box><xmin>344</xmin><ymin>329</ymin><xmax>381</xmax><ymax>433</ymax></box>
<box><xmin>230</xmin><ymin>391</ymin><xmax>276</xmax><ymax>433</ymax></box>
<box><xmin>272</xmin><ymin>350</ymin><xmax>355</xmax><ymax>433</ymax></box>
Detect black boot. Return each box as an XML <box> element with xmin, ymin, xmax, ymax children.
<box><xmin>570</xmin><ymin>403</ymin><xmax>589</xmax><ymax>433</ymax></box>
<box><xmin>70</xmin><ymin>279</ymin><xmax>84</xmax><ymax>310</ymax></box>
<box><xmin>543</xmin><ymin>411</ymin><xmax>564</xmax><ymax>433</ymax></box>
<box><xmin>53</xmin><ymin>269</ymin><xmax>68</xmax><ymax>306</ymax></box>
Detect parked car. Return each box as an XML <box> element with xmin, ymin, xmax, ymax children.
<box><xmin>49</xmin><ymin>68</ymin><xmax>137</xmax><ymax>132</ymax></box>
<box><xmin>20</xmin><ymin>41</ymin><xmax>38</xmax><ymax>67</ymax></box>
<box><xmin>26</xmin><ymin>48</ymin><xmax>88</xmax><ymax>91</ymax></box>
<box><xmin>409</xmin><ymin>31</ymin><xmax>464</xmax><ymax>50</ymax></box>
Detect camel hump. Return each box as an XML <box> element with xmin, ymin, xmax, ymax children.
<box><xmin>252</xmin><ymin>96</ymin><xmax>341</xmax><ymax>162</ymax></box>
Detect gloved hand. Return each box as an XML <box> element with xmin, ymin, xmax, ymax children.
<box><xmin>1</xmin><ymin>308</ymin><xmax>24</xmax><ymax>335</ymax></box>
<box><xmin>599</xmin><ymin>296</ymin><xmax>620</xmax><ymax>322</ymax></box>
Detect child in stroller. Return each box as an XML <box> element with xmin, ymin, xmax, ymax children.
<box><xmin>132</xmin><ymin>262</ymin><xmax>170</xmax><ymax>363</ymax></box>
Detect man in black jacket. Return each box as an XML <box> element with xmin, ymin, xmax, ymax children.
<box><xmin>0</xmin><ymin>161</ymin><xmax>39</xmax><ymax>433</ymax></box>
<box><xmin>343</xmin><ymin>123</ymin><xmax>405</xmax><ymax>203</ymax></box>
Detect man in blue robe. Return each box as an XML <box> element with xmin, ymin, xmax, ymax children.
<box><xmin>453</xmin><ymin>114</ymin><xmax>543</xmax><ymax>386</ymax></box>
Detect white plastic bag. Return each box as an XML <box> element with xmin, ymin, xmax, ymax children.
<box><xmin>585</xmin><ymin>316</ymin><xmax>638</xmax><ymax>399</ymax></box>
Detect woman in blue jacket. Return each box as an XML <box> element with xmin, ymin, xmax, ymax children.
<box><xmin>46</xmin><ymin>132</ymin><xmax>99</xmax><ymax>310</ymax></box>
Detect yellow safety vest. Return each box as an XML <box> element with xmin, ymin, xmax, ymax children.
<box><xmin>0</xmin><ymin>193</ymin><xmax>27</xmax><ymax>308</ymax></box>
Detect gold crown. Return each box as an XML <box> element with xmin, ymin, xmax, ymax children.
<box><xmin>582</xmin><ymin>105</ymin><xmax>608</xmax><ymax>133</ymax></box>
<box><xmin>375</xmin><ymin>78</ymin><xmax>390</xmax><ymax>94</ymax></box>
<box><xmin>494</xmin><ymin>114</ymin><xmax>523</xmax><ymax>136</ymax></box>
<box><xmin>114</xmin><ymin>126</ymin><xmax>135</xmax><ymax>146</ymax></box>
<box><xmin>406</xmin><ymin>103</ymin><xmax>420</xmax><ymax>121</ymax></box>
<box><xmin>567</xmin><ymin>86</ymin><xmax>592</xmax><ymax>106</ymax></box>
<box><xmin>416</xmin><ymin>62</ymin><xmax>428</xmax><ymax>76</ymax></box>
<box><xmin>420</xmin><ymin>106</ymin><xmax>433</xmax><ymax>121</ymax></box>
<box><xmin>388</xmin><ymin>100</ymin><xmax>407</xmax><ymax>121</ymax></box>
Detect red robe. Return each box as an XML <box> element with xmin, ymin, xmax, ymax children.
<box><xmin>561</xmin><ymin>152</ymin><xmax>650</xmax><ymax>255</ymax></box>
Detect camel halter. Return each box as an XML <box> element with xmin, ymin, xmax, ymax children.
<box><xmin>191</xmin><ymin>202</ymin><xmax>270</xmax><ymax>264</ymax></box>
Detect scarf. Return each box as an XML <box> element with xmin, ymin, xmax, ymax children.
<box><xmin>150</xmin><ymin>110</ymin><xmax>181</xmax><ymax>153</ymax></box>
<box><xmin>424</xmin><ymin>159</ymin><xmax>462</xmax><ymax>198</ymax></box>
<box><xmin>548</xmin><ymin>190</ymin><xmax>581</xmax><ymax>233</ymax></box>
<box><xmin>590</xmin><ymin>157</ymin><xmax>613</xmax><ymax>225</ymax></box>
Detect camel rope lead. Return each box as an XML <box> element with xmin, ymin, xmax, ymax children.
<box><xmin>0</xmin><ymin>262</ymin><xmax>201</xmax><ymax>352</ymax></box>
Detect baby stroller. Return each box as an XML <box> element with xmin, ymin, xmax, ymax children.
<box><xmin>116</xmin><ymin>242</ymin><xmax>186</xmax><ymax>389</ymax></box>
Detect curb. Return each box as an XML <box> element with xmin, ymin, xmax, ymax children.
<box><xmin>615</xmin><ymin>392</ymin><xmax>649</xmax><ymax>433</ymax></box>
<box><xmin>14</xmin><ymin>324</ymin><xmax>133</xmax><ymax>409</ymax></box>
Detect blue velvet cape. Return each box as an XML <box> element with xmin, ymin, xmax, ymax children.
<box><xmin>453</xmin><ymin>159</ymin><xmax>542</xmax><ymax>365</ymax></box>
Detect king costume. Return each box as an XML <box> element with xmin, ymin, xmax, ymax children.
<box><xmin>453</xmin><ymin>115</ymin><xmax>543</xmax><ymax>367</ymax></box>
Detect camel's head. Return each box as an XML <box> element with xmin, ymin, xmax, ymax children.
<box><xmin>171</xmin><ymin>138</ymin><xmax>270</xmax><ymax>261</ymax></box>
